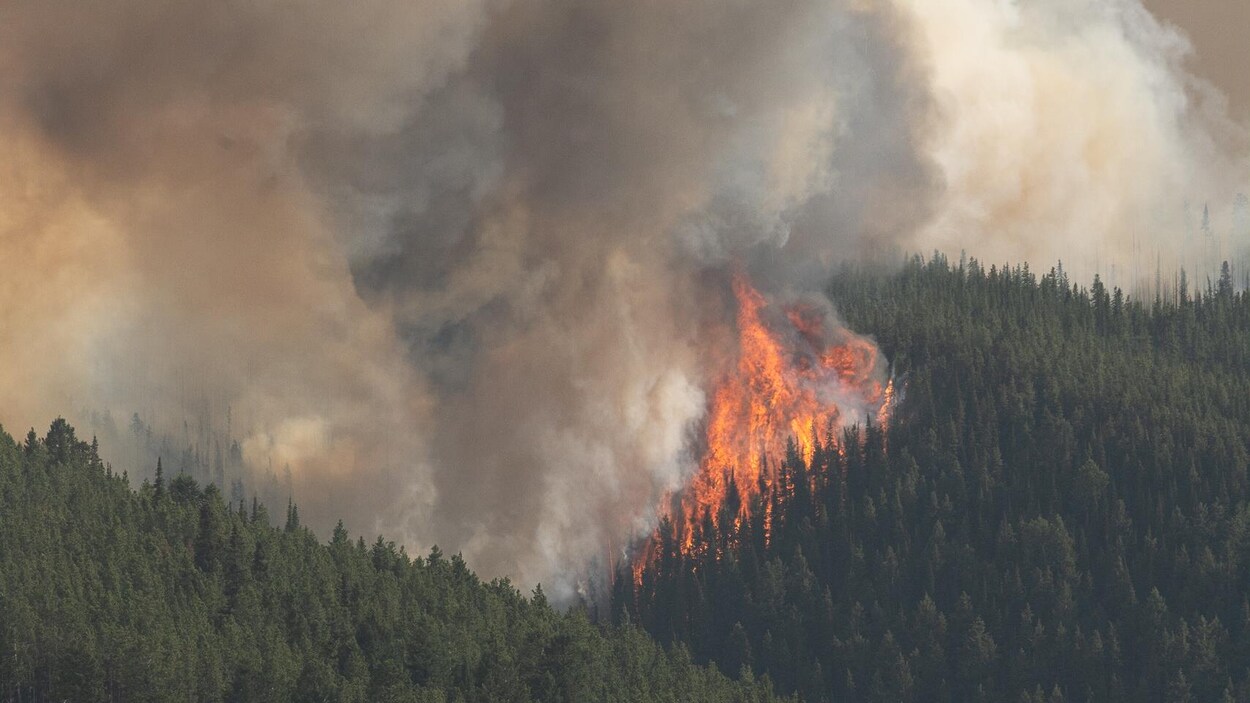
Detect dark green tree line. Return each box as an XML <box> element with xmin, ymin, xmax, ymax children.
<box><xmin>619</xmin><ymin>254</ymin><xmax>1250</xmax><ymax>702</ymax></box>
<box><xmin>0</xmin><ymin>420</ymin><xmax>785</xmax><ymax>703</ymax></box>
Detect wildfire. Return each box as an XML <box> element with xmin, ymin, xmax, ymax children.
<box><xmin>631</xmin><ymin>272</ymin><xmax>893</xmax><ymax>584</ymax></box>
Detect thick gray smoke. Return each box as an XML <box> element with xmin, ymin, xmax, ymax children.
<box><xmin>0</xmin><ymin>0</ymin><xmax>1245</xmax><ymax>596</ymax></box>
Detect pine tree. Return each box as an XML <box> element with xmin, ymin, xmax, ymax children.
<box><xmin>153</xmin><ymin>457</ymin><xmax>165</xmax><ymax>501</ymax></box>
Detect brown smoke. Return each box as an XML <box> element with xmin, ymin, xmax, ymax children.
<box><xmin>0</xmin><ymin>0</ymin><xmax>1245</xmax><ymax>596</ymax></box>
<box><xmin>1144</xmin><ymin>0</ymin><xmax>1250</xmax><ymax>120</ymax></box>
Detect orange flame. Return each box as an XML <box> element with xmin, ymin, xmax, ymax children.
<box><xmin>631</xmin><ymin>272</ymin><xmax>893</xmax><ymax>585</ymax></box>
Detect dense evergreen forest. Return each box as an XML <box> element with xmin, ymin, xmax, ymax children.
<box><xmin>12</xmin><ymin>253</ymin><xmax>1250</xmax><ymax>702</ymax></box>
<box><xmin>617</xmin><ymin>255</ymin><xmax>1250</xmax><ymax>702</ymax></box>
<box><xmin>0</xmin><ymin>421</ymin><xmax>785</xmax><ymax>702</ymax></box>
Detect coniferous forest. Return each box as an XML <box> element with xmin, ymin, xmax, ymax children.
<box><xmin>618</xmin><ymin>255</ymin><xmax>1250</xmax><ymax>702</ymax></box>
<box><xmin>9</xmin><ymin>254</ymin><xmax>1250</xmax><ymax>701</ymax></box>
<box><xmin>3</xmin><ymin>0</ymin><xmax>1247</xmax><ymax>699</ymax></box>
<box><xmin>0</xmin><ymin>421</ymin><xmax>783</xmax><ymax>702</ymax></box>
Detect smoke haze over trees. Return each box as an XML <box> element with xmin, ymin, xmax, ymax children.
<box><xmin>621</xmin><ymin>256</ymin><xmax>1250</xmax><ymax>701</ymax></box>
<box><xmin>0</xmin><ymin>420</ymin><xmax>786</xmax><ymax>701</ymax></box>
<box><xmin>0</xmin><ymin>0</ymin><xmax>1246</xmax><ymax>595</ymax></box>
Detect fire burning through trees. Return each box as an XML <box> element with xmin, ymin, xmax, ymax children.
<box><xmin>5</xmin><ymin>0</ymin><xmax>1245</xmax><ymax>601</ymax></box>
<box><xmin>630</xmin><ymin>273</ymin><xmax>894</xmax><ymax>583</ymax></box>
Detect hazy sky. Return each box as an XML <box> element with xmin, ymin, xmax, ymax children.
<box><xmin>1144</xmin><ymin>0</ymin><xmax>1249</xmax><ymax>119</ymax></box>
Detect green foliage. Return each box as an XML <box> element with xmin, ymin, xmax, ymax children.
<box><xmin>619</xmin><ymin>254</ymin><xmax>1250</xmax><ymax>702</ymax></box>
<box><xmin>0</xmin><ymin>421</ymin><xmax>784</xmax><ymax>702</ymax></box>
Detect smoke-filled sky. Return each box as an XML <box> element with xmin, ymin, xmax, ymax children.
<box><xmin>1144</xmin><ymin>0</ymin><xmax>1249</xmax><ymax>120</ymax></box>
<box><xmin>1</xmin><ymin>0</ymin><xmax>1246</xmax><ymax>597</ymax></box>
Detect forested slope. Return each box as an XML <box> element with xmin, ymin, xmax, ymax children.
<box><xmin>0</xmin><ymin>420</ymin><xmax>784</xmax><ymax>703</ymax></box>
<box><xmin>618</xmin><ymin>255</ymin><xmax>1250</xmax><ymax>702</ymax></box>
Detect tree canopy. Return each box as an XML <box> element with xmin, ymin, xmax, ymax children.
<box><xmin>0</xmin><ymin>420</ymin><xmax>784</xmax><ymax>702</ymax></box>
<box><xmin>619</xmin><ymin>254</ymin><xmax>1250</xmax><ymax>702</ymax></box>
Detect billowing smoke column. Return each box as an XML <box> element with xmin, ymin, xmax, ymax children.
<box><xmin>0</xmin><ymin>0</ymin><xmax>1245</xmax><ymax>597</ymax></box>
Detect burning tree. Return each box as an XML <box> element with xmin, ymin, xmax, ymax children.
<box><xmin>629</xmin><ymin>271</ymin><xmax>895</xmax><ymax>585</ymax></box>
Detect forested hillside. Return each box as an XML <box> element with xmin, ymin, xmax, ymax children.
<box><xmin>618</xmin><ymin>255</ymin><xmax>1250</xmax><ymax>702</ymax></box>
<box><xmin>0</xmin><ymin>421</ymin><xmax>784</xmax><ymax>702</ymax></box>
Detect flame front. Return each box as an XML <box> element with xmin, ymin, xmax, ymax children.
<box><xmin>631</xmin><ymin>273</ymin><xmax>893</xmax><ymax>584</ymax></box>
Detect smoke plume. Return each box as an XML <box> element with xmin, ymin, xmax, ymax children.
<box><xmin>0</xmin><ymin>0</ymin><xmax>1245</xmax><ymax>596</ymax></box>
